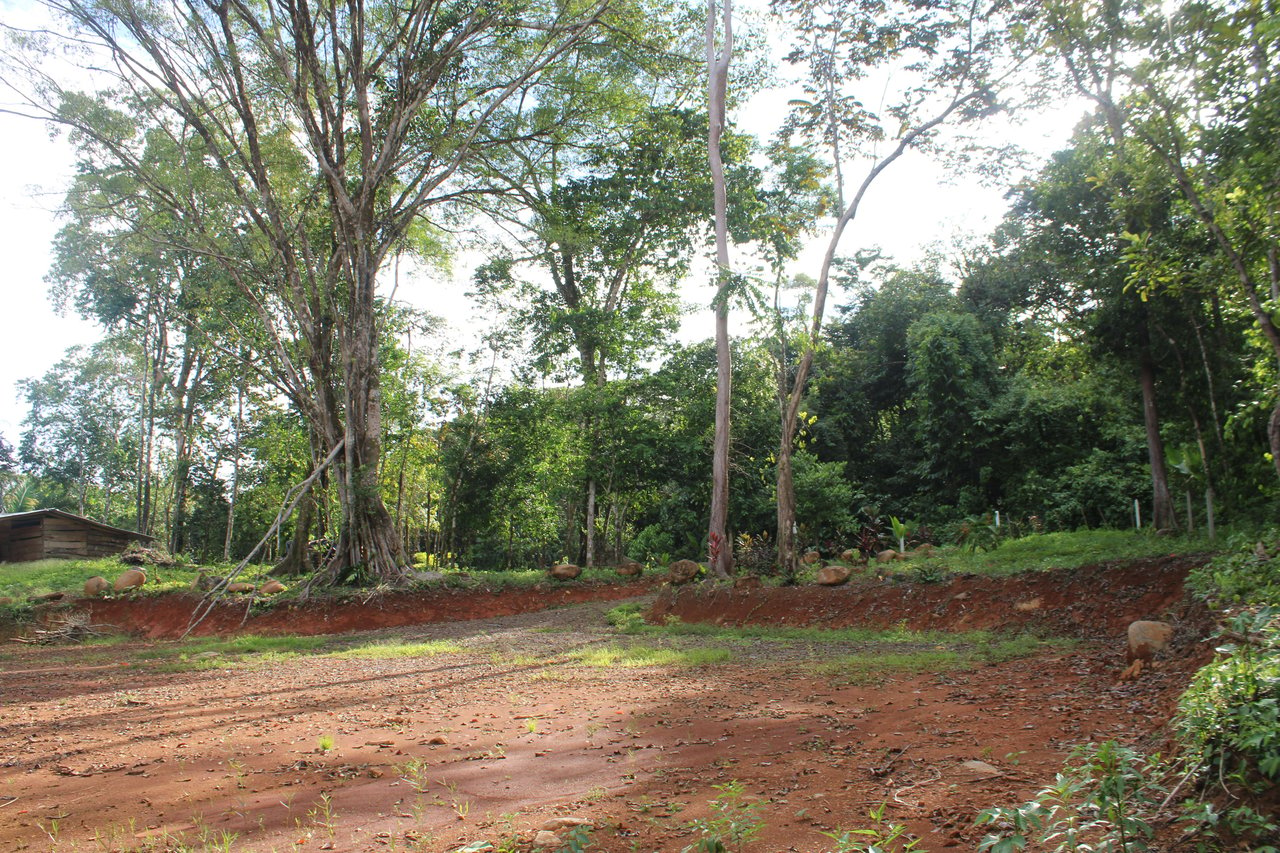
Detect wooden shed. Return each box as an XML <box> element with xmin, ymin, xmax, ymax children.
<box><xmin>0</xmin><ymin>509</ymin><xmax>153</xmax><ymax>563</ymax></box>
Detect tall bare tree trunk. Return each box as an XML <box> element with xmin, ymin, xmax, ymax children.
<box><xmin>706</xmin><ymin>0</ymin><xmax>734</xmax><ymax>579</ymax></box>
<box><xmin>223</xmin><ymin>377</ymin><xmax>244</xmax><ymax>561</ymax></box>
<box><xmin>328</xmin><ymin>260</ymin><xmax>406</xmax><ymax>583</ymax></box>
<box><xmin>1139</xmin><ymin>352</ymin><xmax>1176</xmax><ymax>530</ymax></box>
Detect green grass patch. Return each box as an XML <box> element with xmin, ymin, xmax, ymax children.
<box><xmin>611</xmin><ymin>608</ymin><xmax>1011</xmax><ymax>646</ymax></box>
<box><xmin>570</xmin><ymin>643</ymin><xmax>733</xmax><ymax>667</ymax></box>
<box><xmin>326</xmin><ymin>638</ymin><xmax>462</xmax><ymax>659</ymax></box>
<box><xmin>0</xmin><ymin>557</ymin><xmax>280</xmax><ymax>601</ymax></box>
<box><xmin>816</xmin><ymin>634</ymin><xmax>1066</xmax><ymax>683</ymax></box>
<box><xmin>923</xmin><ymin>528</ymin><xmax>1211</xmax><ymax>577</ymax></box>
<box><xmin>131</xmin><ymin>633</ymin><xmax>333</xmax><ymax>670</ymax></box>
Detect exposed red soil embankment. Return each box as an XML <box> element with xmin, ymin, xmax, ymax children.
<box><xmin>651</xmin><ymin>554</ymin><xmax>1212</xmax><ymax>641</ymax></box>
<box><xmin>67</xmin><ymin>578</ymin><xmax>656</xmax><ymax>638</ymax></box>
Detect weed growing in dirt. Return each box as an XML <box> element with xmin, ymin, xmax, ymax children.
<box><xmin>976</xmin><ymin>741</ymin><xmax>1160</xmax><ymax>852</ymax></box>
<box><xmin>1187</xmin><ymin>528</ymin><xmax>1280</xmax><ymax>606</ymax></box>
<box><xmin>570</xmin><ymin>644</ymin><xmax>732</xmax><ymax>667</ymax></box>
<box><xmin>305</xmin><ymin>792</ymin><xmax>339</xmax><ymax>842</ymax></box>
<box><xmin>823</xmin><ymin>802</ymin><xmax>923</xmax><ymax>852</ymax></box>
<box><xmin>397</xmin><ymin>757</ymin><xmax>431</xmax><ymax>794</ymax></box>
<box><xmin>315</xmin><ymin>734</ymin><xmax>335</xmax><ymax>752</ymax></box>
<box><xmin>681</xmin><ymin>780</ymin><xmax>763</xmax><ymax>853</ymax></box>
<box><xmin>555</xmin><ymin>824</ymin><xmax>594</xmax><ymax>852</ymax></box>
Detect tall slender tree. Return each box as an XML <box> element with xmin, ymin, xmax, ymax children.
<box><xmin>768</xmin><ymin>0</ymin><xmax>1028</xmax><ymax>574</ymax></box>
<box><xmin>706</xmin><ymin>0</ymin><xmax>735</xmax><ymax>578</ymax></box>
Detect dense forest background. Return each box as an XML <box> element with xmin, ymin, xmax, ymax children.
<box><xmin>0</xmin><ymin>0</ymin><xmax>1276</xmax><ymax>576</ymax></box>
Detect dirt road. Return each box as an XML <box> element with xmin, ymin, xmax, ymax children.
<box><xmin>0</xmin><ymin>563</ymin><xmax>1208</xmax><ymax>852</ymax></box>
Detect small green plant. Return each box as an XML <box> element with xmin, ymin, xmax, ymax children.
<box><xmin>555</xmin><ymin>824</ymin><xmax>595</xmax><ymax>853</ymax></box>
<box><xmin>823</xmin><ymin>802</ymin><xmax>922</xmax><ymax>852</ymax></box>
<box><xmin>307</xmin><ymin>793</ymin><xmax>339</xmax><ymax>842</ymax></box>
<box><xmin>681</xmin><ymin>780</ymin><xmax>763</xmax><ymax>853</ymax></box>
<box><xmin>976</xmin><ymin>741</ymin><xmax>1158</xmax><ymax>852</ymax></box>
<box><xmin>398</xmin><ymin>756</ymin><xmax>432</xmax><ymax>794</ymax></box>
<box><xmin>606</xmin><ymin>602</ymin><xmax>648</xmax><ymax>632</ymax></box>
<box><xmin>315</xmin><ymin>733</ymin><xmax>336</xmax><ymax>752</ymax></box>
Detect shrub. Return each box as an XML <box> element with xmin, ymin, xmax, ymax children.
<box><xmin>1176</xmin><ymin>606</ymin><xmax>1280</xmax><ymax>786</ymax></box>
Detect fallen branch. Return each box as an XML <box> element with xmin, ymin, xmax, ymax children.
<box><xmin>12</xmin><ymin>612</ymin><xmax>115</xmax><ymax>644</ymax></box>
<box><xmin>182</xmin><ymin>440</ymin><xmax>344</xmax><ymax>640</ymax></box>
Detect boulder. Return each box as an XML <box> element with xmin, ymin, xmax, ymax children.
<box><xmin>113</xmin><ymin>568</ymin><xmax>147</xmax><ymax>592</ymax></box>
<box><xmin>734</xmin><ymin>574</ymin><xmax>762</xmax><ymax>589</ymax></box>
<box><xmin>815</xmin><ymin>564</ymin><xmax>852</xmax><ymax>586</ymax></box>
<box><xmin>615</xmin><ymin>560</ymin><xmax>644</xmax><ymax>577</ymax></box>
<box><xmin>540</xmin><ymin>817</ymin><xmax>594</xmax><ymax>832</ymax></box>
<box><xmin>802</xmin><ymin>550</ymin><xmax>822</xmax><ymax>565</ymax></box>
<box><xmin>412</xmin><ymin>570</ymin><xmax>445</xmax><ymax>583</ymax></box>
<box><xmin>531</xmin><ymin>831</ymin><xmax>562</xmax><ymax>849</ymax></box>
<box><xmin>667</xmin><ymin>559</ymin><xmax>700</xmax><ymax>585</ymax></box>
<box><xmin>259</xmin><ymin>579</ymin><xmax>286</xmax><ymax>595</ymax></box>
<box><xmin>547</xmin><ymin>563</ymin><xmax>581</xmax><ymax>581</ymax></box>
<box><xmin>83</xmin><ymin>576</ymin><xmax>111</xmax><ymax>597</ymax></box>
<box><xmin>913</xmin><ymin>543</ymin><xmax>936</xmax><ymax>557</ymax></box>
<box><xmin>1120</xmin><ymin>620</ymin><xmax>1174</xmax><ymax>681</ymax></box>
<box><xmin>226</xmin><ymin>582</ymin><xmax>256</xmax><ymax>594</ymax></box>
<box><xmin>875</xmin><ymin>549</ymin><xmax>901</xmax><ymax>563</ymax></box>
<box><xmin>1014</xmin><ymin>596</ymin><xmax>1042</xmax><ymax>612</ymax></box>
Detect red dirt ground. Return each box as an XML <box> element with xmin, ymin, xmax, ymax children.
<box><xmin>0</xmin><ymin>556</ymin><xmax>1217</xmax><ymax>852</ymax></box>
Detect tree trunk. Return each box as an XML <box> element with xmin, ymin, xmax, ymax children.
<box><xmin>332</xmin><ymin>266</ymin><xmax>406</xmax><ymax>582</ymax></box>
<box><xmin>775</xmin><ymin>433</ymin><xmax>798</xmax><ymax>582</ymax></box>
<box><xmin>1139</xmin><ymin>352</ymin><xmax>1177</xmax><ymax>530</ymax></box>
<box><xmin>706</xmin><ymin>0</ymin><xmax>734</xmax><ymax>579</ymax></box>
<box><xmin>224</xmin><ymin>378</ymin><xmax>244</xmax><ymax>561</ymax></box>
<box><xmin>585</xmin><ymin>477</ymin><xmax>597</xmax><ymax>568</ymax></box>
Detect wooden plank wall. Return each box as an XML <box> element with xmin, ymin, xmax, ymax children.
<box><xmin>42</xmin><ymin>518</ymin><xmax>89</xmax><ymax>559</ymax></box>
<box><xmin>3</xmin><ymin>518</ymin><xmax>46</xmax><ymax>562</ymax></box>
<box><xmin>1</xmin><ymin>515</ymin><xmax>142</xmax><ymax>562</ymax></box>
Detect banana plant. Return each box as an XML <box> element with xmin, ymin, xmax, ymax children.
<box><xmin>889</xmin><ymin>515</ymin><xmax>913</xmax><ymax>553</ymax></box>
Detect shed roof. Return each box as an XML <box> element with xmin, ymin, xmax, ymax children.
<box><xmin>0</xmin><ymin>508</ymin><xmax>155</xmax><ymax>541</ymax></box>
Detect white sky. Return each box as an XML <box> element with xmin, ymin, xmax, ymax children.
<box><xmin>0</xmin><ymin>4</ymin><xmax>1089</xmax><ymax>443</ymax></box>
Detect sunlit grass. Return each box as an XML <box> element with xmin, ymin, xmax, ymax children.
<box><xmin>931</xmin><ymin>529</ymin><xmax>1213</xmax><ymax>577</ymax></box>
<box><xmin>327</xmin><ymin>639</ymin><xmax>462</xmax><ymax>659</ymax></box>
<box><xmin>570</xmin><ymin>644</ymin><xmax>733</xmax><ymax>667</ymax></box>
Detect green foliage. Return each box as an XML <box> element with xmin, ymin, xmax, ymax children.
<box><xmin>792</xmin><ymin>451</ymin><xmax>856</xmax><ymax>544</ymax></box>
<box><xmin>1176</xmin><ymin>607</ymin><xmax>1280</xmax><ymax>786</ymax></box>
<box><xmin>555</xmin><ymin>825</ymin><xmax>595</xmax><ymax>853</ymax></box>
<box><xmin>605</xmin><ymin>601</ymin><xmax>648</xmax><ymax>631</ymax></box>
<box><xmin>681</xmin><ymin>781</ymin><xmax>763</xmax><ymax>853</ymax></box>
<box><xmin>933</xmin><ymin>529</ymin><xmax>1200</xmax><ymax>577</ymax></box>
<box><xmin>1188</xmin><ymin>533</ymin><xmax>1280</xmax><ymax>606</ymax></box>
<box><xmin>823</xmin><ymin>802</ymin><xmax>922</xmax><ymax>852</ymax></box>
<box><xmin>977</xmin><ymin>742</ymin><xmax>1160</xmax><ymax>853</ymax></box>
